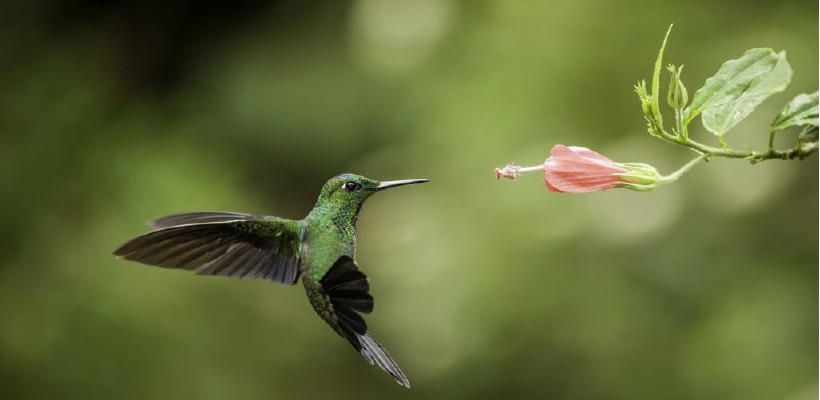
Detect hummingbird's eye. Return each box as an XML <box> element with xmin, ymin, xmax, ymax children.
<box><xmin>343</xmin><ymin>182</ymin><xmax>361</xmax><ymax>192</ymax></box>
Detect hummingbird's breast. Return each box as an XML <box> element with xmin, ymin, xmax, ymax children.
<box><xmin>301</xmin><ymin>218</ymin><xmax>356</xmax><ymax>284</ymax></box>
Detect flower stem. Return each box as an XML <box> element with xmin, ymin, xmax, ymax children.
<box><xmin>642</xmin><ymin>101</ymin><xmax>816</xmax><ymax>162</ymax></box>
<box><xmin>767</xmin><ymin>129</ymin><xmax>776</xmax><ymax>150</ymax></box>
<box><xmin>659</xmin><ymin>154</ymin><xmax>707</xmax><ymax>184</ymax></box>
<box><xmin>660</xmin><ymin>133</ymin><xmax>816</xmax><ymax>162</ymax></box>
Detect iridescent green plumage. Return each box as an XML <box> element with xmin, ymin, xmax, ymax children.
<box><xmin>113</xmin><ymin>174</ymin><xmax>427</xmax><ymax>387</ymax></box>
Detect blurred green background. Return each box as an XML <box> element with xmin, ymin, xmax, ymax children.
<box><xmin>1</xmin><ymin>1</ymin><xmax>817</xmax><ymax>399</ymax></box>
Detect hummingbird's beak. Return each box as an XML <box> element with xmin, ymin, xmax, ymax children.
<box><xmin>376</xmin><ymin>179</ymin><xmax>429</xmax><ymax>190</ymax></box>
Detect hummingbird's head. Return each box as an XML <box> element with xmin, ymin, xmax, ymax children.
<box><xmin>315</xmin><ymin>173</ymin><xmax>429</xmax><ymax>210</ymax></box>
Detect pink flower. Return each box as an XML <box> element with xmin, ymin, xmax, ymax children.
<box><xmin>494</xmin><ymin>145</ymin><xmax>662</xmax><ymax>192</ymax></box>
<box><xmin>542</xmin><ymin>145</ymin><xmax>629</xmax><ymax>193</ymax></box>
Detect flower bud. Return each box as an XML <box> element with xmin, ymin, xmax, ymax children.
<box><xmin>666</xmin><ymin>64</ymin><xmax>688</xmax><ymax>109</ymax></box>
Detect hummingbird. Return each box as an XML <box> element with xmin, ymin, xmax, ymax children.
<box><xmin>113</xmin><ymin>174</ymin><xmax>428</xmax><ymax>387</ymax></box>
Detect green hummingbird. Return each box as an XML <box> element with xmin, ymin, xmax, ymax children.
<box><xmin>113</xmin><ymin>174</ymin><xmax>428</xmax><ymax>387</ymax></box>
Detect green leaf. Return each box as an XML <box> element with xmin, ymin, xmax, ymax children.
<box><xmin>701</xmin><ymin>51</ymin><xmax>792</xmax><ymax>136</ymax></box>
<box><xmin>771</xmin><ymin>91</ymin><xmax>819</xmax><ymax>132</ymax></box>
<box><xmin>798</xmin><ymin>126</ymin><xmax>818</xmax><ymax>144</ymax></box>
<box><xmin>650</xmin><ymin>24</ymin><xmax>673</xmax><ymax>125</ymax></box>
<box><xmin>683</xmin><ymin>48</ymin><xmax>779</xmax><ymax>125</ymax></box>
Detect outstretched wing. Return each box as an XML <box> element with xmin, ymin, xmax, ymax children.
<box><xmin>113</xmin><ymin>212</ymin><xmax>303</xmax><ymax>285</ymax></box>
<box><xmin>148</xmin><ymin>211</ymin><xmax>260</xmax><ymax>229</ymax></box>
<box><xmin>318</xmin><ymin>256</ymin><xmax>410</xmax><ymax>387</ymax></box>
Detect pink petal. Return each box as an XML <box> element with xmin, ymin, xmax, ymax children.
<box><xmin>542</xmin><ymin>145</ymin><xmax>626</xmax><ymax>193</ymax></box>
<box><xmin>543</xmin><ymin>173</ymin><xmax>565</xmax><ymax>193</ymax></box>
<box><xmin>548</xmin><ymin>145</ymin><xmax>625</xmax><ymax>170</ymax></box>
<box><xmin>544</xmin><ymin>158</ymin><xmax>626</xmax><ymax>175</ymax></box>
<box><xmin>546</xmin><ymin>172</ymin><xmax>622</xmax><ymax>193</ymax></box>
<box><xmin>566</xmin><ymin>146</ymin><xmax>615</xmax><ymax>163</ymax></box>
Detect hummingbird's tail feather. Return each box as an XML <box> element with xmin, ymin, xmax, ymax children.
<box><xmin>359</xmin><ymin>332</ymin><xmax>410</xmax><ymax>388</ymax></box>
<box><xmin>148</xmin><ymin>211</ymin><xmax>259</xmax><ymax>229</ymax></box>
<box><xmin>316</xmin><ymin>256</ymin><xmax>410</xmax><ymax>387</ymax></box>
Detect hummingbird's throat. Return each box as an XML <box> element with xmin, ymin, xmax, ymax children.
<box><xmin>331</xmin><ymin>213</ymin><xmax>358</xmax><ymax>241</ymax></box>
<box><xmin>317</xmin><ymin>200</ymin><xmax>362</xmax><ymax>242</ymax></box>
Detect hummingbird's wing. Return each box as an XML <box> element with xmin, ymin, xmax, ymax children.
<box><xmin>113</xmin><ymin>212</ymin><xmax>302</xmax><ymax>285</ymax></box>
<box><xmin>317</xmin><ymin>256</ymin><xmax>410</xmax><ymax>387</ymax></box>
<box><xmin>147</xmin><ymin>211</ymin><xmax>258</xmax><ymax>229</ymax></box>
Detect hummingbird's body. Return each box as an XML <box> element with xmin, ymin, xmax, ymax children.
<box><xmin>114</xmin><ymin>174</ymin><xmax>427</xmax><ymax>387</ymax></box>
